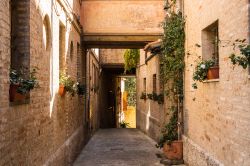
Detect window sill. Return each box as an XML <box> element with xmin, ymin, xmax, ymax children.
<box><xmin>203</xmin><ymin>79</ymin><xmax>220</xmax><ymax>83</ymax></box>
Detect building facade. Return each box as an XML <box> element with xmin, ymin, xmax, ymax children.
<box><xmin>183</xmin><ymin>0</ymin><xmax>250</xmax><ymax>165</ymax></box>
<box><xmin>0</xmin><ymin>0</ymin><xmax>91</xmax><ymax>165</ymax></box>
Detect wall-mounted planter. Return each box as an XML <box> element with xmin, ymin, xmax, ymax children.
<box><xmin>59</xmin><ymin>85</ymin><xmax>66</xmax><ymax>96</ymax></box>
<box><xmin>207</xmin><ymin>66</ymin><xmax>219</xmax><ymax>80</ymax></box>
<box><xmin>9</xmin><ymin>84</ymin><xmax>26</xmax><ymax>102</ymax></box>
<box><xmin>163</xmin><ymin>140</ymin><xmax>183</xmax><ymax>160</ymax></box>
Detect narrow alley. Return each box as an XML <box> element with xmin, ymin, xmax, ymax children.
<box><xmin>0</xmin><ymin>0</ymin><xmax>249</xmax><ymax>166</ymax></box>
<box><xmin>73</xmin><ymin>129</ymin><xmax>163</xmax><ymax>166</ymax></box>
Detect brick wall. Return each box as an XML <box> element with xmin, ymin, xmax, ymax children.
<box><xmin>184</xmin><ymin>0</ymin><xmax>250</xmax><ymax>165</ymax></box>
<box><xmin>136</xmin><ymin>49</ymin><xmax>169</xmax><ymax>141</ymax></box>
<box><xmin>0</xmin><ymin>0</ymin><xmax>87</xmax><ymax>165</ymax></box>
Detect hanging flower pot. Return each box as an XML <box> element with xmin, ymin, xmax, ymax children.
<box><xmin>9</xmin><ymin>84</ymin><xmax>26</xmax><ymax>102</ymax></box>
<box><xmin>163</xmin><ymin>140</ymin><xmax>183</xmax><ymax>160</ymax></box>
<box><xmin>59</xmin><ymin>84</ymin><xmax>66</xmax><ymax>96</ymax></box>
<box><xmin>207</xmin><ymin>66</ymin><xmax>219</xmax><ymax>79</ymax></box>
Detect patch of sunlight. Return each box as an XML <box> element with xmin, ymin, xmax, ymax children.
<box><xmin>146</xmin><ymin>101</ymin><xmax>151</xmax><ymax>131</ymax></box>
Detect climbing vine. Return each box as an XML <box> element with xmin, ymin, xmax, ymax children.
<box><xmin>229</xmin><ymin>39</ymin><xmax>250</xmax><ymax>69</ymax></box>
<box><xmin>160</xmin><ymin>11</ymin><xmax>185</xmax><ymax>96</ymax></box>
<box><xmin>123</xmin><ymin>49</ymin><xmax>140</xmax><ymax>73</ymax></box>
<box><xmin>157</xmin><ymin>0</ymin><xmax>185</xmax><ymax>147</ymax></box>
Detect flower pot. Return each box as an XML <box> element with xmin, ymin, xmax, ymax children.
<box><xmin>9</xmin><ymin>84</ymin><xmax>26</xmax><ymax>102</ymax></box>
<box><xmin>59</xmin><ymin>85</ymin><xmax>66</xmax><ymax>96</ymax></box>
<box><xmin>207</xmin><ymin>66</ymin><xmax>219</xmax><ymax>79</ymax></box>
<box><xmin>163</xmin><ymin>140</ymin><xmax>183</xmax><ymax>160</ymax></box>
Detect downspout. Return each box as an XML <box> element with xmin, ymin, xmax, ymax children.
<box><xmin>248</xmin><ymin>0</ymin><xmax>250</xmax><ymax>43</ymax></box>
<box><xmin>50</xmin><ymin>0</ymin><xmax>54</xmax><ymax>100</ymax></box>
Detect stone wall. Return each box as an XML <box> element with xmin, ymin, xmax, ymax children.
<box><xmin>0</xmin><ymin>0</ymin><xmax>88</xmax><ymax>165</ymax></box>
<box><xmin>183</xmin><ymin>0</ymin><xmax>250</xmax><ymax>165</ymax></box>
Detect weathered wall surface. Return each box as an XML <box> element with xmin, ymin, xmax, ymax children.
<box><xmin>136</xmin><ymin>50</ymin><xmax>168</xmax><ymax>141</ymax></box>
<box><xmin>99</xmin><ymin>49</ymin><xmax>125</xmax><ymax>65</ymax></box>
<box><xmin>80</xmin><ymin>0</ymin><xmax>164</xmax><ymax>34</ymax></box>
<box><xmin>0</xmin><ymin>0</ymin><xmax>87</xmax><ymax>165</ymax></box>
<box><xmin>87</xmin><ymin>50</ymin><xmax>100</xmax><ymax>133</ymax></box>
<box><xmin>184</xmin><ymin>0</ymin><xmax>250</xmax><ymax>165</ymax></box>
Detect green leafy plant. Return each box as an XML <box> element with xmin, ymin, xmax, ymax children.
<box><xmin>152</xmin><ymin>92</ymin><xmax>158</xmax><ymax>101</ymax></box>
<box><xmin>160</xmin><ymin>11</ymin><xmax>185</xmax><ymax>96</ymax></box>
<box><xmin>9</xmin><ymin>68</ymin><xmax>39</xmax><ymax>94</ymax></box>
<box><xmin>59</xmin><ymin>72</ymin><xmax>76</xmax><ymax>96</ymax></box>
<box><xmin>140</xmin><ymin>92</ymin><xmax>147</xmax><ymax>100</ymax></box>
<box><xmin>156</xmin><ymin>3</ymin><xmax>184</xmax><ymax>147</ymax></box>
<box><xmin>229</xmin><ymin>41</ymin><xmax>250</xmax><ymax>69</ymax></box>
<box><xmin>156</xmin><ymin>107</ymin><xmax>178</xmax><ymax>148</ymax></box>
<box><xmin>120</xmin><ymin>121</ymin><xmax>130</xmax><ymax>128</ymax></box>
<box><xmin>157</xmin><ymin>93</ymin><xmax>164</xmax><ymax>104</ymax></box>
<box><xmin>147</xmin><ymin>92</ymin><xmax>164</xmax><ymax>104</ymax></box>
<box><xmin>123</xmin><ymin>49</ymin><xmax>140</xmax><ymax>73</ymax></box>
<box><xmin>147</xmin><ymin>93</ymin><xmax>153</xmax><ymax>100</ymax></box>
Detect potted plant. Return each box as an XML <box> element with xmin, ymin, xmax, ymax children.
<box><xmin>147</xmin><ymin>93</ymin><xmax>153</xmax><ymax>100</ymax></box>
<box><xmin>152</xmin><ymin>92</ymin><xmax>158</xmax><ymax>101</ymax></box>
<box><xmin>120</xmin><ymin>121</ymin><xmax>130</xmax><ymax>128</ymax></box>
<box><xmin>156</xmin><ymin>107</ymin><xmax>183</xmax><ymax>160</ymax></box>
<box><xmin>192</xmin><ymin>59</ymin><xmax>216</xmax><ymax>89</ymax></box>
<box><xmin>9</xmin><ymin>68</ymin><xmax>39</xmax><ymax>102</ymax></box>
<box><xmin>157</xmin><ymin>93</ymin><xmax>164</xmax><ymax>104</ymax></box>
<box><xmin>59</xmin><ymin>72</ymin><xmax>76</xmax><ymax>96</ymax></box>
<box><xmin>140</xmin><ymin>92</ymin><xmax>147</xmax><ymax>100</ymax></box>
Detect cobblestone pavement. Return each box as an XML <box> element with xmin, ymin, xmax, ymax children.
<box><xmin>73</xmin><ymin>128</ymin><xmax>164</xmax><ymax>166</ymax></box>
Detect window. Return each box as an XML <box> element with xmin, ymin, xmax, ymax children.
<box><xmin>43</xmin><ymin>15</ymin><xmax>51</xmax><ymax>51</ymax></box>
<box><xmin>143</xmin><ymin>78</ymin><xmax>146</xmax><ymax>93</ymax></box>
<box><xmin>70</xmin><ymin>41</ymin><xmax>74</xmax><ymax>60</ymax></box>
<box><xmin>11</xmin><ymin>0</ymin><xmax>30</xmax><ymax>75</ymax></box>
<box><xmin>77</xmin><ymin>42</ymin><xmax>81</xmax><ymax>80</ymax></box>
<box><xmin>153</xmin><ymin>74</ymin><xmax>156</xmax><ymax>93</ymax></box>
<box><xmin>59</xmin><ymin>23</ymin><xmax>66</xmax><ymax>73</ymax></box>
<box><xmin>202</xmin><ymin>20</ymin><xmax>219</xmax><ymax>66</ymax></box>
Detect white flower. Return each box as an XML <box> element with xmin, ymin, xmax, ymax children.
<box><xmin>200</xmin><ymin>64</ymin><xmax>206</xmax><ymax>69</ymax></box>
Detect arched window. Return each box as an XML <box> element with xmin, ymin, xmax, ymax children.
<box><xmin>43</xmin><ymin>15</ymin><xmax>51</xmax><ymax>51</ymax></box>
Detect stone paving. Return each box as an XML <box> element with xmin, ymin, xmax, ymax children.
<box><xmin>73</xmin><ymin>128</ymin><xmax>164</xmax><ymax>166</ymax></box>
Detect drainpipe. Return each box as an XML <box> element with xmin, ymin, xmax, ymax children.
<box><xmin>248</xmin><ymin>0</ymin><xmax>250</xmax><ymax>43</ymax></box>
<box><xmin>51</xmin><ymin>0</ymin><xmax>54</xmax><ymax>99</ymax></box>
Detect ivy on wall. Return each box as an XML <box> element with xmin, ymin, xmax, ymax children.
<box><xmin>124</xmin><ymin>49</ymin><xmax>140</xmax><ymax>73</ymax></box>
<box><xmin>157</xmin><ymin>1</ymin><xmax>185</xmax><ymax>147</ymax></box>
<box><xmin>160</xmin><ymin>11</ymin><xmax>185</xmax><ymax>96</ymax></box>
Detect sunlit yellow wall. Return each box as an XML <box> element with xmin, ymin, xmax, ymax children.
<box><xmin>124</xmin><ymin>106</ymin><xmax>136</xmax><ymax>128</ymax></box>
<box><xmin>122</xmin><ymin>91</ymin><xmax>136</xmax><ymax>128</ymax></box>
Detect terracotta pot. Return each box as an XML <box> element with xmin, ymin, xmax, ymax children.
<box><xmin>207</xmin><ymin>66</ymin><xmax>219</xmax><ymax>80</ymax></box>
<box><xmin>163</xmin><ymin>140</ymin><xmax>183</xmax><ymax>160</ymax></box>
<box><xmin>59</xmin><ymin>85</ymin><xmax>66</xmax><ymax>96</ymax></box>
<box><xmin>9</xmin><ymin>84</ymin><xmax>26</xmax><ymax>102</ymax></box>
